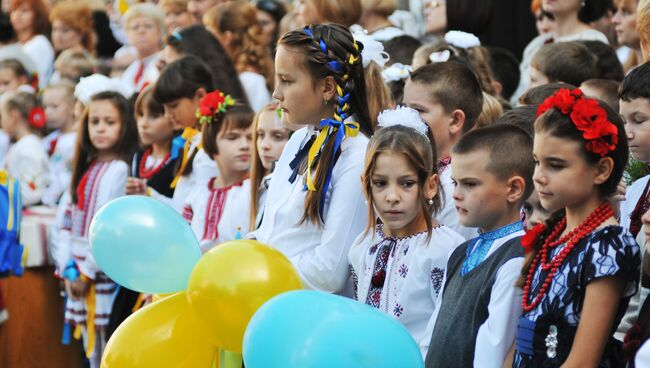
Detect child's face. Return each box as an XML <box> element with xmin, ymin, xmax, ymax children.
<box><xmin>529</xmin><ymin>66</ymin><xmax>550</xmax><ymax>89</ymax></box>
<box><xmin>137</xmin><ymin>109</ymin><xmax>175</xmax><ymax>147</ymax></box>
<box><xmin>532</xmin><ymin>131</ymin><xmax>603</xmax><ymax>213</ymax></box>
<box><xmin>42</xmin><ymin>88</ymin><xmax>73</xmax><ymax>130</ymax></box>
<box><xmin>164</xmin><ymin>8</ymin><xmax>194</xmax><ymax>32</ymax></box>
<box><xmin>403</xmin><ymin>80</ymin><xmax>455</xmax><ymax>158</ymax></box>
<box><xmin>88</xmin><ymin>100</ymin><xmax>122</xmax><ymax>153</ymax></box>
<box><xmin>424</xmin><ymin>0</ymin><xmax>447</xmax><ymax>35</ymax></box>
<box><xmin>620</xmin><ymin>97</ymin><xmax>650</xmax><ymax>163</ymax></box>
<box><xmin>451</xmin><ymin>150</ymin><xmax>519</xmax><ymax>232</ymax></box>
<box><xmin>215</xmin><ymin>126</ymin><xmax>252</xmax><ymax>174</ymax></box>
<box><xmin>370</xmin><ymin>152</ymin><xmax>436</xmax><ymax>238</ymax></box>
<box><xmin>0</xmin><ymin>68</ymin><xmax>22</xmax><ymax>95</ymax></box>
<box><xmin>125</xmin><ymin>16</ymin><xmax>162</xmax><ymax>56</ymax></box>
<box><xmin>256</xmin><ymin>109</ymin><xmax>289</xmax><ymax>171</ymax></box>
<box><xmin>273</xmin><ymin>45</ymin><xmax>331</xmax><ymax>128</ymax></box>
<box><xmin>523</xmin><ymin>190</ymin><xmax>552</xmax><ymax>229</ymax></box>
<box><xmin>163</xmin><ymin>97</ymin><xmax>199</xmax><ymax>129</ymax></box>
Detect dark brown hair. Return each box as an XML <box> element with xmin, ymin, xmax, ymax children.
<box><xmin>70</xmin><ymin>91</ymin><xmax>138</xmax><ymax>203</ymax></box>
<box><xmin>134</xmin><ymin>85</ymin><xmax>164</xmax><ymax>119</ymax></box>
<box><xmin>410</xmin><ymin>61</ymin><xmax>483</xmax><ymax>132</ymax></box>
<box><xmin>201</xmin><ymin>103</ymin><xmax>254</xmax><ymax>157</ymax></box>
<box><xmin>518</xmin><ymin>82</ymin><xmax>576</xmax><ymax>106</ymax></box>
<box><xmin>279</xmin><ymin>24</ymin><xmax>372</xmax><ymax>225</ymax></box>
<box><xmin>362</xmin><ymin>125</ymin><xmax>439</xmax><ymax>238</ymax></box>
<box><xmin>532</xmin><ymin>42</ymin><xmax>597</xmax><ymax>86</ymax></box>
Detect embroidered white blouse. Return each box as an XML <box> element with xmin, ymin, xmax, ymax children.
<box><xmin>424</xmin><ymin>229</ymin><xmax>525</xmax><ymax>366</ymax></box>
<box><xmin>349</xmin><ymin>224</ymin><xmax>465</xmax><ymax>356</ymax></box>
<box><xmin>182</xmin><ymin>178</ymin><xmax>250</xmax><ymax>252</ymax></box>
<box><xmin>247</xmin><ymin>125</ymin><xmax>369</xmax><ymax>293</ymax></box>
<box><xmin>4</xmin><ymin>134</ymin><xmax>49</xmax><ymax>206</ymax></box>
<box><xmin>620</xmin><ymin>174</ymin><xmax>650</xmax><ymax>231</ymax></box>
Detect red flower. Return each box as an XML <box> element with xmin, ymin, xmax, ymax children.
<box><xmin>28</xmin><ymin>107</ymin><xmax>46</xmax><ymax>129</ymax></box>
<box><xmin>570</xmin><ymin>97</ymin><xmax>605</xmax><ymax>133</ymax></box>
<box><xmin>521</xmin><ymin>223</ymin><xmax>546</xmax><ymax>254</ymax></box>
<box><xmin>199</xmin><ymin>91</ymin><xmax>225</xmax><ymax>117</ymax></box>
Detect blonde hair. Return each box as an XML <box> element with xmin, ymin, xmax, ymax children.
<box><xmin>159</xmin><ymin>0</ymin><xmax>188</xmax><ymax>13</ymax></box>
<box><xmin>311</xmin><ymin>0</ymin><xmax>362</xmax><ymax>27</ymax></box>
<box><xmin>123</xmin><ymin>3</ymin><xmax>166</xmax><ymax>35</ymax></box>
<box><xmin>53</xmin><ymin>48</ymin><xmax>96</xmax><ymax>82</ymax></box>
<box><xmin>50</xmin><ymin>0</ymin><xmax>95</xmax><ymax>52</ymax></box>
<box><xmin>361</xmin><ymin>0</ymin><xmax>396</xmax><ymax>17</ymax></box>
<box><xmin>474</xmin><ymin>92</ymin><xmax>503</xmax><ymax>129</ymax></box>
<box><xmin>204</xmin><ymin>0</ymin><xmax>274</xmax><ymax>90</ymax></box>
<box><xmin>43</xmin><ymin>80</ymin><xmax>76</xmax><ymax>104</ymax></box>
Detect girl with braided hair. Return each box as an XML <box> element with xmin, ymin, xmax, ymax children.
<box><xmin>247</xmin><ymin>23</ymin><xmax>372</xmax><ymax>293</ymax></box>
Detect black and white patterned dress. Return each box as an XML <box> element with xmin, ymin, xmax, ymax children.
<box><xmin>514</xmin><ymin>226</ymin><xmax>640</xmax><ymax>367</ymax></box>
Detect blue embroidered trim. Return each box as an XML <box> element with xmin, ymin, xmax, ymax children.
<box><xmin>460</xmin><ymin>221</ymin><xmax>523</xmax><ymax>276</ymax></box>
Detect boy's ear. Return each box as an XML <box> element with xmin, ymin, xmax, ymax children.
<box><xmin>593</xmin><ymin>157</ymin><xmax>614</xmax><ymax>186</ymax></box>
<box><xmin>448</xmin><ymin>109</ymin><xmax>466</xmax><ymax>135</ymax></box>
<box><xmin>506</xmin><ymin>175</ymin><xmax>526</xmax><ymax>204</ymax></box>
<box><xmin>424</xmin><ymin>173</ymin><xmax>439</xmax><ymax>200</ymax></box>
<box><xmin>194</xmin><ymin>87</ymin><xmax>207</xmax><ymax>101</ymax></box>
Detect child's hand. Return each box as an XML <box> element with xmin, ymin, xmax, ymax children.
<box><xmin>125</xmin><ymin>177</ymin><xmax>147</xmax><ymax>195</ymax></box>
<box><xmin>69</xmin><ymin>278</ymin><xmax>89</xmax><ymax>300</ymax></box>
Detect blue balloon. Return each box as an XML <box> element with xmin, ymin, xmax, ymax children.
<box><xmin>89</xmin><ymin>195</ymin><xmax>201</xmax><ymax>294</ymax></box>
<box><xmin>243</xmin><ymin>290</ymin><xmax>424</xmax><ymax>368</ymax></box>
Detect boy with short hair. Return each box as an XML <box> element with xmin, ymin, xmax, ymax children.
<box><xmin>616</xmin><ymin>61</ymin><xmax>650</xmax><ymax>341</ymax></box>
<box><xmin>403</xmin><ymin>61</ymin><xmax>483</xmax><ymax>240</ymax></box>
<box><xmin>530</xmin><ymin>41</ymin><xmax>597</xmax><ymax>88</ymax></box>
<box><xmin>424</xmin><ymin>124</ymin><xmax>535</xmax><ymax>368</ymax></box>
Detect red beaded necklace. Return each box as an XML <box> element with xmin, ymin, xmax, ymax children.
<box><xmin>521</xmin><ymin>202</ymin><xmax>615</xmax><ymax>313</ymax></box>
<box><xmin>138</xmin><ymin>148</ymin><xmax>171</xmax><ymax>179</ymax></box>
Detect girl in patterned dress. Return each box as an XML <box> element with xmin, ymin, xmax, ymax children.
<box><xmin>52</xmin><ymin>91</ymin><xmax>138</xmax><ymax>367</ymax></box>
<box><xmin>182</xmin><ymin>91</ymin><xmax>254</xmax><ymax>252</ymax></box>
<box><xmin>348</xmin><ymin>107</ymin><xmax>464</xmax><ymax>357</ymax></box>
<box><xmin>513</xmin><ymin>88</ymin><xmax>641</xmax><ymax>367</ymax></box>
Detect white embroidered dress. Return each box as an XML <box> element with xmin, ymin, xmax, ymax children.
<box><xmin>183</xmin><ymin>177</ymin><xmax>250</xmax><ymax>252</ymax></box>
<box><xmin>349</xmin><ymin>225</ymin><xmax>464</xmax><ymax>355</ymax></box>
<box><xmin>51</xmin><ymin>160</ymin><xmax>128</xmax><ymax>328</ymax></box>
<box><xmin>42</xmin><ymin>131</ymin><xmax>76</xmax><ymax>206</ymax></box>
<box><xmin>4</xmin><ymin>134</ymin><xmax>49</xmax><ymax>206</ymax></box>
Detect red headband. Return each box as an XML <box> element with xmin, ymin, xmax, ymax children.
<box><xmin>536</xmin><ymin>88</ymin><xmax>618</xmax><ymax>157</ymax></box>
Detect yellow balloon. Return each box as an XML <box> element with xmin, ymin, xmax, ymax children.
<box><xmin>102</xmin><ymin>292</ymin><xmax>216</xmax><ymax>368</ymax></box>
<box><xmin>187</xmin><ymin>240</ymin><xmax>303</xmax><ymax>353</ymax></box>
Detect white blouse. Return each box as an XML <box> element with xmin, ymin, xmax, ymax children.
<box><xmin>620</xmin><ymin>174</ymin><xmax>650</xmax><ymax>231</ymax></box>
<box><xmin>239</xmin><ymin>71</ymin><xmax>271</xmax><ymax>112</ymax></box>
<box><xmin>21</xmin><ymin>35</ymin><xmax>53</xmax><ymax>88</ymax></box>
<box><xmin>4</xmin><ymin>134</ymin><xmax>49</xmax><ymax>206</ymax></box>
<box><xmin>349</xmin><ymin>224</ymin><xmax>465</xmax><ymax>356</ymax></box>
<box><xmin>248</xmin><ymin>125</ymin><xmax>369</xmax><ymax>293</ymax></box>
<box><xmin>42</xmin><ymin>131</ymin><xmax>76</xmax><ymax>206</ymax></box>
<box><xmin>182</xmin><ymin>178</ymin><xmax>250</xmax><ymax>252</ymax></box>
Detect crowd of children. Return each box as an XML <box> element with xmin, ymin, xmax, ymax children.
<box><xmin>1</xmin><ymin>0</ymin><xmax>650</xmax><ymax>366</ymax></box>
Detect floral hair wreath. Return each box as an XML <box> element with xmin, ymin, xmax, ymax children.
<box><xmin>536</xmin><ymin>88</ymin><xmax>618</xmax><ymax>157</ymax></box>
<box><xmin>196</xmin><ymin>90</ymin><xmax>235</xmax><ymax>125</ymax></box>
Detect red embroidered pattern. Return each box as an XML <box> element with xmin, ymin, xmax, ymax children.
<box><xmin>138</xmin><ymin>148</ymin><xmax>171</xmax><ymax>179</ymax></box>
<box><xmin>201</xmin><ymin>178</ymin><xmax>242</xmax><ymax>241</ymax></box>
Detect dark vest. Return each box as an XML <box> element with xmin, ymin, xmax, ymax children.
<box><xmin>425</xmin><ymin>236</ymin><xmax>524</xmax><ymax>368</ymax></box>
<box><xmin>133</xmin><ymin>149</ymin><xmax>178</xmax><ymax>198</ymax></box>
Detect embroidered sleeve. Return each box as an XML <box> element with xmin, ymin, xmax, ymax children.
<box><xmin>583</xmin><ymin>227</ymin><xmax>641</xmax><ymax>298</ymax></box>
<box><xmin>430</xmin><ymin>267</ymin><xmax>445</xmax><ymax>298</ymax></box>
<box><xmin>182</xmin><ymin>204</ymin><xmax>194</xmax><ymax>223</ymax></box>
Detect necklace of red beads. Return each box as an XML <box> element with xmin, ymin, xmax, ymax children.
<box><xmin>521</xmin><ymin>201</ymin><xmax>615</xmax><ymax>313</ymax></box>
<box><xmin>138</xmin><ymin>148</ymin><xmax>171</xmax><ymax>179</ymax></box>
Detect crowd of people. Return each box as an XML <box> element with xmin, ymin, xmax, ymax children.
<box><xmin>0</xmin><ymin>0</ymin><xmax>650</xmax><ymax>366</ymax></box>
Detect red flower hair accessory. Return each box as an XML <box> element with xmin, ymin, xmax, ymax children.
<box><xmin>537</xmin><ymin>88</ymin><xmax>618</xmax><ymax>157</ymax></box>
<box><xmin>28</xmin><ymin>107</ymin><xmax>46</xmax><ymax>129</ymax></box>
<box><xmin>520</xmin><ymin>223</ymin><xmax>546</xmax><ymax>254</ymax></box>
<box><xmin>196</xmin><ymin>90</ymin><xmax>235</xmax><ymax>125</ymax></box>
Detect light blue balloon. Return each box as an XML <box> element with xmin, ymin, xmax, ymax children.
<box><xmin>243</xmin><ymin>290</ymin><xmax>424</xmax><ymax>368</ymax></box>
<box><xmin>89</xmin><ymin>195</ymin><xmax>201</xmax><ymax>294</ymax></box>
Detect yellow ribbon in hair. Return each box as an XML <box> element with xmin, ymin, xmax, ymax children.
<box><xmin>170</xmin><ymin>128</ymin><xmax>201</xmax><ymax>189</ymax></box>
<box><xmin>305</xmin><ymin>119</ymin><xmax>359</xmax><ymax>192</ymax></box>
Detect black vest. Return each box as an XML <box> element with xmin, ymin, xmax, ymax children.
<box><xmin>425</xmin><ymin>236</ymin><xmax>524</xmax><ymax>368</ymax></box>
<box><xmin>133</xmin><ymin>149</ymin><xmax>178</xmax><ymax>198</ymax></box>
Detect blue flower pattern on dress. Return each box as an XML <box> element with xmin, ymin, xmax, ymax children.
<box><xmin>393</xmin><ymin>303</ymin><xmax>403</xmax><ymax>317</ymax></box>
<box><xmin>399</xmin><ymin>264</ymin><xmax>408</xmax><ymax>278</ymax></box>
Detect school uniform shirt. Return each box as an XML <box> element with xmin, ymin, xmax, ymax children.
<box><xmin>4</xmin><ymin>134</ymin><xmax>49</xmax><ymax>206</ymax></box>
<box><xmin>239</xmin><ymin>71</ymin><xmax>271</xmax><ymax>112</ymax></box>
<box><xmin>424</xmin><ymin>228</ymin><xmax>525</xmax><ymax>366</ymax></box>
<box><xmin>182</xmin><ymin>177</ymin><xmax>250</xmax><ymax>252</ymax></box>
<box><xmin>247</xmin><ymin>124</ymin><xmax>369</xmax><ymax>293</ymax></box>
<box><xmin>119</xmin><ymin>53</ymin><xmax>160</xmax><ymax>96</ymax></box>
<box><xmin>637</xmin><ymin>340</ymin><xmax>650</xmax><ymax>368</ymax></box>
<box><xmin>42</xmin><ymin>131</ymin><xmax>76</xmax><ymax>206</ymax></box>
<box><xmin>149</xmin><ymin>132</ymin><xmax>218</xmax><ymax>213</ymax></box>
<box><xmin>240</xmin><ymin>174</ymin><xmax>272</xmax><ymax>230</ymax></box>
<box><xmin>349</xmin><ymin>224</ymin><xmax>465</xmax><ymax>356</ymax></box>
<box><xmin>51</xmin><ymin>160</ymin><xmax>128</xmax><ymax>328</ymax></box>
<box><xmin>437</xmin><ymin>161</ymin><xmax>478</xmax><ymax>240</ymax></box>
